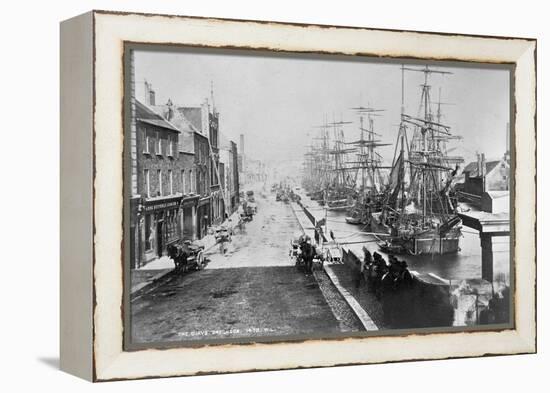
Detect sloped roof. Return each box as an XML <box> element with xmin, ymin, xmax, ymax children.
<box><xmin>152</xmin><ymin>105</ymin><xmax>192</xmax><ymax>131</ymax></box>
<box><xmin>179</xmin><ymin>107</ymin><xmax>203</xmax><ymax>132</ymax></box>
<box><xmin>135</xmin><ymin>100</ymin><xmax>179</xmax><ymax>133</ymax></box>
<box><xmin>463</xmin><ymin>160</ymin><xmax>504</xmax><ymax>177</ymax></box>
<box><xmin>151</xmin><ymin>104</ymin><xmax>204</xmax><ymax>154</ymax></box>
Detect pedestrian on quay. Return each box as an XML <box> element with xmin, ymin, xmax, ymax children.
<box><xmin>300</xmin><ymin>236</ymin><xmax>314</xmax><ymax>275</ymax></box>
<box><xmin>354</xmin><ymin>256</ymin><xmax>366</xmax><ymax>289</ymax></box>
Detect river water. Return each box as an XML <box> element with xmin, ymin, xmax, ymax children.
<box><xmin>300</xmin><ymin>195</ymin><xmax>511</xmax><ymax>284</ymax></box>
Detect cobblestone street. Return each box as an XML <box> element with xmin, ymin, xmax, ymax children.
<box><xmin>131</xmin><ymin>193</ymin><xmax>363</xmax><ymax>344</ymax></box>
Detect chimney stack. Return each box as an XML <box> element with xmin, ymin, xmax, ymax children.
<box><xmin>477</xmin><ymin>153</ymin><xmax>482</xmax><ymax>176</ymax></box>
<box><xmin>239</xmin><ymin>134</ymin><xmax>245</xmax><ymax>169</ymax></box>
<box><xmin>144</xmin><ymin>80</ymin><xmax>155</xmax><ymax>106</ymax></box>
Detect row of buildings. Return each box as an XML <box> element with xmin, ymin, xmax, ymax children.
<box><xmin>128</xmin><ymin>76</ymin><xmax>241</xmax><ymax>269</ymax></box>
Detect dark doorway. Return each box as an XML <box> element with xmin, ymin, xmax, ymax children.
<box><xmin>157</xmin><ymin>220</ymin><xmax>163</xmax><ymax>257</ymax></box>
<box><xmin>196</xmin><ymin>207</ymin><xmax>202</xmax><ymax>239</ymax></box>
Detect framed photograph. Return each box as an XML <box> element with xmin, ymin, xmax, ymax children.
<box><xmin>60</xmin><ymin>10</ymin><xmax>536</xmax><ymax>381</ymax></box>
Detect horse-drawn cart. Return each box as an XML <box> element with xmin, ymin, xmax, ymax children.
<box><xmin>167</xmin><ymin>240</ymin><xmax>206</xmax><ymax>273</ymax></box>
<box><xmin>289</xmin><ymin>235</ymin><xmax>325</xmax><ymax>273</ymax></box>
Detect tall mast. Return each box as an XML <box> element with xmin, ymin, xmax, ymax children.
<box><xmin>401</xmin><ymin>65</ymin><xmax>463</xmax><ymax>219</ymax></box>
<box><xmin>401</xmin><ymin>64</ymin><xmax>405</xmax><ymax>117</ymax></box>
<box><xmin>368</xmin><ymin>115</ymin><xmax>376</xmax><ymax>192</ymax></box>
<box><xmin>400</xmin><ymin>131</ymin><xmax>405</xmax><ymax>211</ymax></box>
<box><xmin>348</xmin><ymin>105</ymin><xmax>387</xmax><ymax>195</ymax></box>
<box><xmin>360</xmin><ymin>115</ymin><xmax>365</xmax><ymax>190</ymax></box>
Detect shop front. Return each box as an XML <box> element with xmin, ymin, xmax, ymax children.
<box><xmin>139</xmin><ymin>195</ymin><xmax>183</xmax><ymax>266</ymax></box>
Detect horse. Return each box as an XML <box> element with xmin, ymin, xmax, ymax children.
<box><xmin>299</xmin><ymin>241</ymin><xmax>315</xmax><ymax>274</ymax></box>
<box><xmin>167</xmin><ymin>244</ymin><xmax>187</xmax><ymax>273</ymax></box>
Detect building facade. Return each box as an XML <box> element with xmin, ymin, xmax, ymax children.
<box><xmin>130</xmin><ymin>77</ymin><xmax>241</xmax><ymax>268</ymax></box>
<box><xmin>208</xmin><ymin>110</ymin><xmax>225</xmax><ymax>224</ymax></box>
<box><xmin>174</xmin><ymin>102</ymin><xmax>212</xmax><ymax>239</ymax></box>
<box><xmin>462</xmin><ymin>153</ymin><xmax>510</xmax><ymax>196</ymax></box>
<box><xmin>131</xmin><ymin>100</ymin><xmax>199</xmax><ymax>268</ymax></box>
<box><xmin>152</xmin><ymin>100</ymin><xmax>205</xmax><ymax>243</ymax></box>
<box><xmin>177</xmin><ymin>151</ymin><xmax>199</xmax><ymax>242</ymax></box>
<box><xmin>194</xmin><ymin>131</ymin><xmax>212</xmax><ymax>238</ymax></box>
<box><xmin>220</xmin><ymin>137</ymin><xmax>240</xmax><ymax>214</ymax></box>
<box><xmin>231</xmin><ymin>141</ymin><xmax>240</xmax><ymax>212</ymax></box>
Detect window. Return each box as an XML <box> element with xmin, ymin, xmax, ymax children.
<box><xmin>181</xmin><ymin>170</ymin><xmax>186</xmax><ymax>194</ymax></box>
<box><xmin>157</xmin><ymin>169</ymin><xmax>162</xmax><ymax>196</ymax></box>
<box><xmin>168</xmin><ymin>137</ymin><xmax>174</xmax><ymax>157</ymax></box>
<box><xmin>156</xmin><ymin>132</ymin><xmax>162</xmax><ymax>155</ymax></box>
<box><xmin>143</xmin><ymin>132</ymin><xmax>150</xmax><ymax>154</ymax></box>
<box><xmin>188</xmin><ymin>170</ymin><xmax>193</xmax><ymax>194</ymax></box>
<box><xmin>144</xmin><ymin>169</ymin><xmax>150</xmax><ymax>198</ymax></box>
<box><xmin>169</xmin><ymin>170</ymin><xmax>173</xmax><ymax>195</ymax></box>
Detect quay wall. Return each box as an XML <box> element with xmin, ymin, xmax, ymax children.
<box><xmin>296</xmin><ymin>199</ymin><xmax>506</xmax><ymax>328</ymax></box>
<box><xmin>341</xmin><ymin>247</ymin><xmax>454</xmax><ymax>328</ymax></box>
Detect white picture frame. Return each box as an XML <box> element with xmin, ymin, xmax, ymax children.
<box><xmin>60</xmin><ymin>10</ymin><xmax>536</xmax><ymax>381</ymax></box>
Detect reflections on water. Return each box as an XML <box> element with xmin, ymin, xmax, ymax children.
<box><xmin>305</xmin><ymin>199</ymin><xmax>510</xmax><ymax>284</ymax></box>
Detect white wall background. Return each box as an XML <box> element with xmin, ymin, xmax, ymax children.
<box><xmin>0</xmin><ymin>0</ymin><xmax>546</xmax><ymax>391</ymax></box>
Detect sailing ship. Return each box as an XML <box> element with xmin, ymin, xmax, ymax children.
<box><xmin>325</xmin><ymin>118</ymin><xmax>357</xmax><ymax>211</ymax></box>
<box><xmin>344</xmin><ymin>107</ymin><xmax>391</xmax><ymax>225</ymax></box>
<box><xmin>376</xmin><ymin>65</ymin><xmax>464</xmax><ymax>255</ymax></box>
<box><xmin>302</xmin><ymin>116</ymin><xmax>359</xmax><ymax>211</ymax></box>
<box><xmin>303</xmin><ymin>120</ymin><xmax>332</xmax><ymax>203</ymax></box>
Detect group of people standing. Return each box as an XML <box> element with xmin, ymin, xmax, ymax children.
<box><xmin>361</xmin><ymin>247</ymin><xmax>414</xmax><ymax>299</ymax></box>
<box><xmin>360</xmin><ymin>247</ymin><xmax>415</xmax><ymax>326</ymax></box>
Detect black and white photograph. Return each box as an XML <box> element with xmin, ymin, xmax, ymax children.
<box><xmin>125</xmin><ymin>46</ymin><xmax>513</xmax><ymax>347</ymax></box>
<box><xmin>2</xmin><ymin>0</ymin><xmax>543</xmax><ymax>388</ymax></box>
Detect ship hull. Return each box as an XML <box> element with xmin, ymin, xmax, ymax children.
<box><xmin>379</xmin><ymin>230</ymin><xmax>460</xmax><ymax>255</ymax></box>
<box><xmin>326</xmin><ymin>197</ymin><xmax>352</xmax><ymax>211</ymax></box>
<box><xmin>328</xmin><ymin>205</ymin><xmax>353</xmax><ymax>212</ymax></box>
<box><xmin>411</xmin><ymin>235</ymin><xmax>460</xmax><ymax>255</ymax></box>
<box><xmin>345</xmin><ymin>216</ymin><xmax>363</xmax><ymax>225</ymax></box>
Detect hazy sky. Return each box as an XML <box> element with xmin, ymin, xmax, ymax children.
<box><xmin>134</xmin><ymin>48</ymin><xmax>510</xmax><ymax>167</ymax></box>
